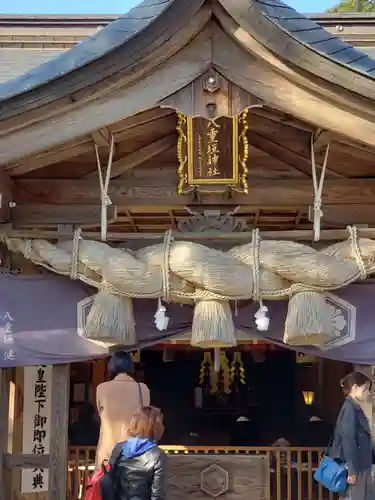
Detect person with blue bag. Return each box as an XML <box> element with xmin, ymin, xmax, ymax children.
<box><xmin>314</xmin><ymin>371</ymin><xmax>375</xmax><ymax>499</ymax></box>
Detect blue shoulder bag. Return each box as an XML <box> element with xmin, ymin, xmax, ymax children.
<box><xmin>314</xmin><ymin>433</ymin><xmax>348</xmax><ymax>494</ymax></box>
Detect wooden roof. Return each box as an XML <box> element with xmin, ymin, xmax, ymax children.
<box><xmin>1</xmin><ymin>11</ymin><xmax>375</xmax><ymax>84</ymax></box>
<box><xmin>2</xmin><ymin>0</ymin><xmax>375</xmax><ymax>236</ymax></box>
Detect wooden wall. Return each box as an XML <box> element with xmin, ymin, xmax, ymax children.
<box><xmin>321</xmin><ymin>360</ymin><xmax>351</xmax><ymax>424</ymax></box>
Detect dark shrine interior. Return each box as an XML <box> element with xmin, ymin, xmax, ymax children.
<box><xmin>69</xmin><ymin>346</ymin><xmax>345</xmax><ymax>448</ymax></box>
<box><xmin>135</xmin><ymin>347</ymin><xmax>334</xmax><ymax>448</ymax></box>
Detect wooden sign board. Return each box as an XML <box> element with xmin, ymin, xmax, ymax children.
<box><xmin>177</xmin><ymin>111</ymin><xmax>249</xmax><ymax>194</ymax></box>
<box><xmin>21</xmin><ymin>365</ymin><xmax>52</xmax><ymax>493</ymax></box>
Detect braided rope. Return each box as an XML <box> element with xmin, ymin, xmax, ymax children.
<box><xmin>2</xmin><ymin>225</ymin><xmax>372</xmax><ymax>302</ymax></box>
<box><xmin>348</xmin><ymin>225</ymin><xmax>366</xmax><ymax>280</ymax></box>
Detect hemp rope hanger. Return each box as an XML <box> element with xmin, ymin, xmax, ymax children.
<box><xmin>95</xmin><ymin>134</ymin><xmax>115</xmax><ymax>242</ymax></box>
<box><xmin>311</xmin><ymin>133</ymin><xmax>330</xmax><ymax>242</ymax></box>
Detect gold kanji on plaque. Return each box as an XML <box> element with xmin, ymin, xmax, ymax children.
<box><xmin>177</xmin><ymin>110</ymin><xmax>249</xmax><ymax>194</ymax></box>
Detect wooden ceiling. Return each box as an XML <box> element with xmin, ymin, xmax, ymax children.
<box><xmin>4</xmin><ymin>104</ymin><xmax>375</xmax><ymax>234</ymax></box>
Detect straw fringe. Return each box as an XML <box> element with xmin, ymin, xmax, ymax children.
<box><xmin>284</xmin><ymin>292</ymin><xmax>332</xmax><ymax>345</ymax></box>
<box><xmin>191</xmin><ymin>300</ymin><xmax>236</xmax><ymax>348</ymax></box>
<box><xmin>84</xmin><ymin>288</ymin><xmax>136</xmax><ymax>345</ymax></box>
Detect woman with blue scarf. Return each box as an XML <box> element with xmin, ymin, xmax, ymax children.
<box><xmin>110</xmin><ymin>406</ymin><xmax>167</xmax><ymax>500</ymax></box>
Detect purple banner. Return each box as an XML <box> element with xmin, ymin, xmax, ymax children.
<box><xmin>0</xmin><ymin>273</ymin><xmax>372</xmax><ymax>367</ymax></box>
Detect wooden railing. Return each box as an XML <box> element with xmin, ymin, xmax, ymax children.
<box><xmin>68</xmin><ymin>445</ymin><xmax>338</xmax><ymax>500</ymax></box>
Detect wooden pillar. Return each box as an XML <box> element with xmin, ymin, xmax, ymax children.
<box><xmin>48</xmin><ymin>364</ymin><xmax>70</xmax><ymax>500</ymax></box>
<box><xmin>370</xmin><ymin>367</ymin><xmax>375</xmax><ymax>441</ymax></box>
<box><xmin>10</xmin><ymin>367</ymin><xmax>24</xmax><ymax>500</ymax></box>
<box><xmin>0</xmin><ymin>368</ymin><xmax>11</xmax><ymax>500</ymax></box>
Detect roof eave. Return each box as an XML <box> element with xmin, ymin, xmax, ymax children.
<box><xmin>0</xmin><ymin>0</ymin><xmax>205</xmax><ymax>119</ymax></box>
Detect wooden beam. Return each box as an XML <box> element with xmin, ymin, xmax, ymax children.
<box><xmin>108</xmin><ymin>135</ymin><xmax>176</xmax><ymax>178</ymax></box>
<box><xmin>11</xmin><ymin>205</ymin><xmax>117</xmax><ymax>228</ymax></box>
<box><xmin>313</xmin><ymin>129</ymin><xmax>331</xmax><ymax>154</ymax></box>
<box><xmin>13</xmin><ymin>178</ymin><xmax>375</xmax><ymax>207</ymax></box>
<box><xmin>248</xmin><ymin>132</ymin><xmax>343</xmax><ymax>178</ymax></box>
<box><xmin>6</xmin><ymin>138</ymin><xmax>93</xmax><ymax>176</ymax></box>
<box><xmin>322</xmin><ymin>205</ymin><xmax>375</xmax><ymax>227</ymax></box>
<box><xmin>251</xmin><ymin>107</ymin><xmax>313</xmax><ymax>133</ymax></box>
<box><xmin>2</xmin><ymin>227</ymin><xmax>375</xmax><ymax>242</ymax></box>
<box><xmin>110</xmin><ymin>107</ymin><xmax>175</xmax><ymax>136</ymax></box>
<box><xmin>85</xmin><ymin>134</ymin><xmax>176</xmax><ymax>180</ymax></box>
<box><xmin>0</xmin><ymin>168</ymin><xmax>15</xmax><ymax>224</ymax></box>
<box><xmin>91</xmin><ymin>127</ymin><xmax>112</xmax><ymax>149</ymax></box>
<box><xmin>10</xmin><ymin>202</ymin><xmax>375</xmax><ymax>228</ymax></box>
<box><xmin>6</xmin><ymin>110</ymin><xmax>175</xmax><ymax>176</ymax></box>
<box><xmin>332</xmin><ymin>140</ymin><xmax>375</xmax><ymax>163</ymax></box>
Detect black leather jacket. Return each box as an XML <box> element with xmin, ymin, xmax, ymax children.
<box><xmin>111</xmin><ymin>445</ymin><xmax>167</xmax><ymax>500</ymax></box>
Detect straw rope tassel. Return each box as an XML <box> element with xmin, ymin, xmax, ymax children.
<box><xmin>95</xmin><ymin>134</ymin><xmax>115</xmax><ymax>242</ymax></box>
<box><xmin>284</xmin><ymin>290</ymin><xmax>332</xmax><ymax>345</ymax></box>
<box><xmin>311</xmin><ymin>134</ymin><xmax>330</xmax><ymax>242</ymax></box>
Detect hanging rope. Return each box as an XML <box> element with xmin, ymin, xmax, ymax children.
<box><xmin>251</xmin><ymin>228</ymin><xmax>262</xmax><ymax>306</ymax></box>
<box><xmin>24</xmin><ymin>239</ymin><xmax>32</xmax><ymax>260</ymax></box>
<box><xmin>70</xmin><ymin>228</ymin><xmax>82</xmax><ymax>280</ymax></box>
<box><xmin>162</xmin><ymin>229</ymin><xmax>173</xmax><ymax>303</ymax></box>
<box><xmin>95</xmin><ymin>134</ymin><xmax>115</xmax><ymax>241</ymax></box>
<box><xmin>251</xmin><ymin>228</ymin><xmax>270</xmax><ymax>331</ymax></box>
<box><xmin>311</xmin><ymin>134</ymin><xmax>330</xmax><ymax>242</ymax></box>
<box><xmin>348</xmin><ymin>225</ymin><xmax>367</xmax><ymax>280</ymax></box>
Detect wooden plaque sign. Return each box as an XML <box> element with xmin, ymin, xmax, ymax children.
<box><xmin>177</xmin><ymin>110</ymin><xmax>249</xmax><ymax>194</ymax></box>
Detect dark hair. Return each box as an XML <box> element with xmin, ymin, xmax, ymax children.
<box><xmin>128</xmin><ymin>406</ymin><xmax>164</xmax><ymax>442</ymax></box>
<box><xmin>107</xmin><ymin>351</ymin><xmax>134</xmax><ymax>379</ymax></box>
<box><xmin>340</xmin><ymin>371</ymin><xmax>372</xmax><ymax>396</ymax></box>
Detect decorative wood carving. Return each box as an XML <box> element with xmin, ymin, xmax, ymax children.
<box><xmin>162</xmin><ymin>73</ymin><xmax>262</xmax><ymax>119</ymax></box>
<box><xmin>202</xmin><ymin>71</ymin><xmax>221</xmax><ymax>94</ymax></box>
<box><xmin>178</xmin><ymin>208</ymin><xmax>248</xmax><ymax>233</ymax></box>
<box><xmin>200</xmin><ymin>464</ymin><xmax>229</xmax><ymax>498</ymax></box>
<box><xmin>167</xmin><ymin>455</ymin><xmax>267</xmax><ymax>500</ymax></box>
